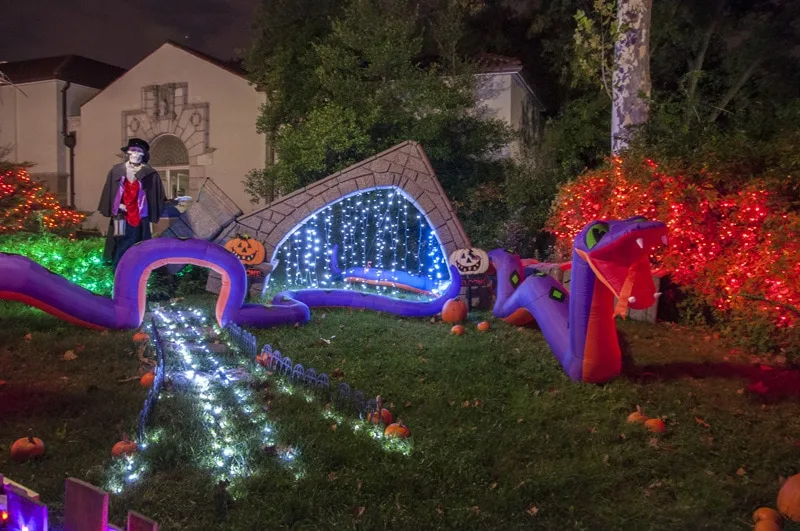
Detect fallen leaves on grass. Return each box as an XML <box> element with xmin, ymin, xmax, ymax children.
<box><xmin>695</xmin><ymin>417</ymin><xmax>711</xmax><ymax>429</ymax></box>
<box><xmin>24</xmin><ymin>333</ymin><xmax>31</xmax><ymax>341</ymax></box>
<box><xmin>332</xmin><ymin>368</ymin><xmax>345</xmax><ymax>378</ymax></box>
<box><xmin>328</xmin><ymin>472</ymin><xmax>337</xmax><ymax>481</ymax></box>
<box><xmin>648</xmin><ymin>437</ymin><xmax>660</xmax><ymax>449</ymax></box>
<box><xmin>62</xmin><ymin>350</ymin><xmax>77</xmax><ymax>361</ymax></box>
<box><xmin>644</xmin><ymin>480</ymin><xmax>663</xmax><ymax>497</ymax></box>
<box><xmin>526</xmin><ymin>504</ymin><xmax>539</xmax><ymax>516</ymax></box>
<box><xmin>603</xmin><ymin>454</ymin><xmax>610</xmax><ymax>466</ymax></box>
<box><xmin>736</xmin><ymin>467</ymin><xmax>746</xmax><ymax>476</ymax></box>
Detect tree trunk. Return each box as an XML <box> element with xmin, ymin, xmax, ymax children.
<box><xmin>611</xmin><ymin>0</ymin><xmax>653</xmax><ymax>154</ymax></box>
<box><xmin>683</xmin><ymin>0</ymin><xmax>724</xmax><ymax>127</ymax></box>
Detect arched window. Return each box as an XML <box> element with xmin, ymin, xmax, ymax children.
<box><xmin>150</xmin><ymin>134</ymin><xmax>189</xmax><ymax>198</ymax></box>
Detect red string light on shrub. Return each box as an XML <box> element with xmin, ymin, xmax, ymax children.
<box><xmin>0</xmin><ymin>167</ymin><xmax>85</xmax><ymax>235</ymax></box>
<box><xmin>546</xmin><ymin>158</ymin><xmax>800</xmax><ymax>329</ymax></box>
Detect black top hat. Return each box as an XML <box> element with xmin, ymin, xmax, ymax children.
<box><xmin>121</xmin><ymin>137</ymin><xmax>150</xmax><ymax>154</ymax></box>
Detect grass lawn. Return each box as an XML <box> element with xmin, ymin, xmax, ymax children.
<box><xmin>1</xmin><ymin>295</ymin><xmax>799</xmax><ymax>530</ymax></box>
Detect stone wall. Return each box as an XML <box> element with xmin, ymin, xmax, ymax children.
<box><xmin>207</xmin><ymin>141</ymin><xmax>471</xmax><ymax>294</ymax></box>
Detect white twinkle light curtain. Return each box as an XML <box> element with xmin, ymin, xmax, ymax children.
<box><xmin>272</xmin><ymin>187</ymin><xmax>449</xmax><ymax>295</ymax></box>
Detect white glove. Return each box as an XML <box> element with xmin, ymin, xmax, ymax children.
<box><xmin>118</xmin><ymin>204</ymin><xmax>127</xmax><ymax>212</ymax></box>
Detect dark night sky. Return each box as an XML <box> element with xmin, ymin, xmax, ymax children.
<box><xmin>0</xmin><ymin>0</ymin><xmax>261</xmax><ymax>68</ymax></box>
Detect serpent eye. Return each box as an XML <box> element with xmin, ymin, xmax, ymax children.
<box><xmin>585</xmin><ymin>222</ymin><xmax>609</xmax><ymax>250</ymax></box>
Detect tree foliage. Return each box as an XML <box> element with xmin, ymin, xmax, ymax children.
<box><xmin>244</xmin><ymin>0</ymin><xmax>511</xmax><ymax>207</ymax></box>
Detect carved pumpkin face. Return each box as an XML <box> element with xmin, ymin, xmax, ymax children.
<box><xmin>448</xmin><ymin>248</ymin><xmax>489</xmax><ymax>275</ymax></box>
<box><xmin>224</xmin><ymin>235</ymin><xmax>266</xmax><ymax>266</ymax></box>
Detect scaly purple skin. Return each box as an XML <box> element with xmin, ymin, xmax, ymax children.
<box><xmin>0</xmin><ymin>238</ymin><xmax>457</xmax><ymax>329</ymax></box>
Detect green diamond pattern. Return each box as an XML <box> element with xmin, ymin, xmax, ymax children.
<box><xmin>509</xmin><ymin>270</ymin><xmax>520</xmax><ymax>287</ymax></box>
<box><xmin>549</xmin><ymin>287</ymin><xmax>566</xmax><ymax>302</ymax></box>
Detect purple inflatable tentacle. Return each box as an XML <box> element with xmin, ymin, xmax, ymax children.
<box><xmin>274</xmin><ymin>265</ymin><xmax>461</xmax><ymax>317</ymax></box>
<box><xmin>488</xmin><ymin>249</ymin><xmax>579</xmax><ymax>379</ymax></box>
<box><xmin>233</xmin><ymin>301</ymin><xmax>311</xmax><ymax>328</ymax></box>
<box><xmin>1</xmin><ymin>239</ymin><xmax>456</xmax><ymax>330</ymax></box>
<box><xmin>0</xmin><ymin>253</ymin><xmax>119</xmax><ymax>328</ymax></box>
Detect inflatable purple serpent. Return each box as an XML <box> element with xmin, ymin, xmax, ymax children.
<box><xmin>0</xmin><ymin>238</ymin><xmax>461</xmax><ymax>330</ymax></box>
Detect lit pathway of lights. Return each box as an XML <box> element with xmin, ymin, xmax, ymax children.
<box><xmin>250</xmin><ymin>359</ymin><xmax>413</xmax><ymax>456</ymax></box>
<box><xmin>106</xmin><ymin>304</ymin><xmax>304</xmax><ymax>495</ymax></box>
<box><xmin>105</xmin><ymin>303</ymin><xmax>411</xmax><ymax>498</ymax></box>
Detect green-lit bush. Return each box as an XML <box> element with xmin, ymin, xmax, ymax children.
<box><xmin>0</xmin><ymin>233</ymin><xmax>113</xmax><ymax>295</ymax></box>
<box><xmin>0</xmin><ymin>233</ymin><xmax>211</xmax><ymax>299</ymax></box>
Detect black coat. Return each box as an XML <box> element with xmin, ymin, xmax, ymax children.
<box><xmin>98</xmin><ymin>163</ymin><xmax>167</xmax><ymax>264</ymax></box>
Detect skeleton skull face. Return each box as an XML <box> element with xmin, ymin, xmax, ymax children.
<box><xmin>449</xmin><ymin>248</ymin><xmax>489</xmax><ymax>275</ymax></box>
<box><xmin>127</xmin><ymin>148</ymin><xmax>145</xmax><ymax>165</ymax></box>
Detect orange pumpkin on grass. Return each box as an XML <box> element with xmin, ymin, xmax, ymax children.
<box><xmin>140</xmin><ymin>371</ymin><xmax>155</xmax><ymax>387</ymax></box>
<box><xmin>112</xmin><ymin>435</ymin><xmax>138</xmax><ymax>458</ymax></box>
<box><xmin>441</xmin><ymin>299</ymin><xmax>468</xmax><ymax>324</ymax></box>
<box><xmin>778</xmin><ymin>473</ymin><xmax>800</xmax><ymax>522</ymax></box>
<box><xmin>384</xmin><ymin>421</ymin><xmax>411</xmax><ymax>439</ymax></box>
<box><xmin>644</xmin><ymin>418</ymin><xmax>665</xmax><ymax>433</ymax></box>
<box><xmin>626</xmin><ymin>406</ymin><xmax>648</xmax><ymax>424</ymax></box>
<box><xmin>10</xmin><ymin>434</ymin><xmax>45</xmax><ymax>461</ymax></box>
<box><xmin>753</xmin><ymin>507</ymin><xmax>782</xmax><ymax>526</ymax></box>
<box><xmin>754</xmin><ymin>521</ymin><xmax>783</xmax><ymax>531</ymax></box>
<box><xmin>451</xmin><ymin>325</ymin><xmax>465</xmax><ymax>336</ymax></box>
<box><xmin>132</xmin><ymin>332</ymin><xmax>149</xmax><ymax>343</ymax></box>
<box><xmin>476</xmin><ymin>321</ymin><xmax>491</xmax><ymax>332</ymax></box>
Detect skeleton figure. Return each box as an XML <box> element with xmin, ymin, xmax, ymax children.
<box><xmin>97</xmin><ymin>138</ymin><xmax>166</xmax><ymax>268</ymax></box>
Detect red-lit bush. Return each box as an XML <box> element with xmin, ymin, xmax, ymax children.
<box><xmin>0</xmin><ymin>165</ymin><xmax>84</xmax><ymax>234</ymax></box>
<box><xmin>547</xmin><ymin>157</ymin><xmax>800</xmax><ymax>356</ymax></box>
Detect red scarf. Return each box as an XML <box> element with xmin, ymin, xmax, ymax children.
<box><xmin>122</xmin><ymin>179</ymin><xmax>141</xmax><ymax>227</ymax></box>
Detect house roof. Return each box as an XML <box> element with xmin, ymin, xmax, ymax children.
<box><xmin>474</xmin><ymin>53</ymin><xmax>544</xmax><ymax>111</ymax></box>
<box><xmin>0</xmin><ymin>55</ymin><xmax>126</xmax><ymax>89</ymax></box>
<box><xmin>475</xmin><ymin>53</ymin><xmax>524</xmax><ymax>74</ymax></box>
<box><xmin>163</xmin><ymin>40</ymin><xmax>247</xmax><ymax>79</ymax></box>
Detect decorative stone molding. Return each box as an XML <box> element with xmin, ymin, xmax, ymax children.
<box><xmin>121</xmin><ymin>83</ymin><xmax>212</xmax><ymax>159</ymax></box>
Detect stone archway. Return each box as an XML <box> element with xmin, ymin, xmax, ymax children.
<box><xmin>206</xmin><ymin>142</ymin><xmax>471</xmax><ymax>295</ymax></box>
<box><xmin>218</xmin><ymin>141</ymin><xmax>470</xmax><ymax>260</ymax></box>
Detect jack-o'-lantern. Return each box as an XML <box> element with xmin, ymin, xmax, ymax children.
<box><xmin>224</xmin><ymin>234</ymin><xmax>266</xmax><ymax>266</ymax></box>
<box><xmin>448</xmin><ymin>248</ymin><xmax>489</xmax><ymax>276</ymax></box>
